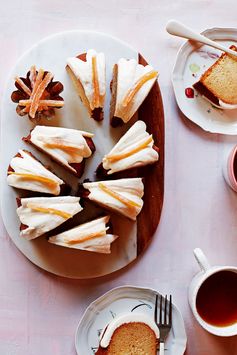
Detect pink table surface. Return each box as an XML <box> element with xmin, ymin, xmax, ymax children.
<box><xmin>0</xmin><ymin>1</ymin><xmax>237</xmax><ymax>354</ymax></box>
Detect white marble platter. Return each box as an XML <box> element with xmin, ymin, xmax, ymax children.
<box><xmin>0</xmin><ymin>30</ymin><xmax>152</xmax><ymax>278</ymax></box>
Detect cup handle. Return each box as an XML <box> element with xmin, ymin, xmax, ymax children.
<box><xmin>193</xmin><ymin>248</ymin><xmax>210</xmax><ymax>273</ymax></box>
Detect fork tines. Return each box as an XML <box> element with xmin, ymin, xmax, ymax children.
<box><xmin>155</xmin><ymin>293</ymin><xmax>172</xmax><ymax>326</ymax></box>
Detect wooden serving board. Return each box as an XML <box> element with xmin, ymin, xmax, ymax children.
<box><xmin>1</xmin><ymin>31</ymin><xmax>164</xmax><ymax>278</ymax></box>
<box><xmin>137</xmin><ymin>54</ymin><xmax>164</xmax><ymax>255</ymax></box>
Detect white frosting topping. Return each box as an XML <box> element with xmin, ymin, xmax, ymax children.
<box><xmin>83</xmin><ymin>178</ymin><xmax>144</xmax><ymax>221</ymax></box>
<box><xmin>17</xmin><ymin>196</ymin><xmax>83</xmax><ymax>240</ymax></box>
<box><xmin>115</xmin><ymin>58</ymin><xmax>157</xmax><ymax>123</ymax></box>
<box><xmin>200</xmin><ymin>95</ymin><xmax>237</xmax><ymax>110</ymax></box>
<box><xmin>100</xmin><ymin>313</ymin><xmax>160</xmax><ymax>348</ymax></box>
<box><xmin>30</xmin><ymin>126</ymin><xmax>94</xmax><ymax>174</ymax></box>
<box><xmin>7</xmin><ymin>150</ymin><xmax>64</xmax><ymax>195</ymax></box>
<box><xmin>219</xmin><ymin>100</ymin><xmax>237</xmax><ymax>110</ymax></box>
<box><xmin>48</xmin><ymin>216</ymin><xmax>118</xmax><ymax>253</ymax></box>
<box><xmin>67</xmin><ymin>49</ymin><xmax>106</xmax><ymax>109</ymax></box>
<box><xmin>103</xmin><ymin>120</ymin><xmax>159</xmax><ymax>174</ymax></box>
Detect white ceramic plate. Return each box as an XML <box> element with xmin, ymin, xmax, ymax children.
<box><xmin>0</xmin><ymin>30</ymin><xmax>149</xmax><ymax>278</ymax></box>
<box><xmin>75</xmin><ymin>285</ymin><xmax>187</xmax><ymax>355</ymax></box>
<box><xmin>172</xmin><ymin>27</ymin><xmax>237</xmax><ymax>135</ymax></box>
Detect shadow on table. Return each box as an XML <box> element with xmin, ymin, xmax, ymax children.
<box><xmin>184</xmin><ymin>312</ymin><xmax>237</xmax><ymax>355</ymax></box>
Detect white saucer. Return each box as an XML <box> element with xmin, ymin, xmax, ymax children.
<box><xmin>172</xmin><ymin>27</ymin><xmax>237</xmax><ymax>135</ymax></box>
<box><xmin>75</xmin><ymin>285</ymin><xmax>187</xmax><ymax>355</ymax></box>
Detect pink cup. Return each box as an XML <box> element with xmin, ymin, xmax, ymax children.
<box><xmin>223</xmin><ymin>145</ymin><xmax>237</xmax><ymax>192</ymax></box>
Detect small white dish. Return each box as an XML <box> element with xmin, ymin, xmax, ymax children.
<box><xmin>172</xmin><ymin>27</ymin><xmax>237</xmax><ymax>135</ymax></box>
<box><xmin>75</xmin><ymin>285</ymin><xmax>187</xmax><ymax>355</ymax></box>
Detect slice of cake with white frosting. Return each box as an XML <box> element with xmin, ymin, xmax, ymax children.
<box><xmin>110</xmin><ymin>58</ymin><xmax>158</xmax><ymax>127</ymax></box>
<box><xmin>7</xmin><ymin>150</ymin><xmax>66</xmax><ymax>195</ymax></box>
<box><xmin>66</xmin><ymin>49</ymin><xmax>106</xmax><ymax>121</ymax></box>
<box><xmin>81</xmin><ymin>178</ymin><xmax>144</xmax><ymax>221</ymax></box>
<box><xmin>23</xmin><ymin>125</ymin><xmax>95</xmax><ymax>177</ymax></box>
<box><xmin>17</xmin><ymin>196</ymin><xmax>83</xmax><ymax>240</ymax></box>
<box><xmin>97</xmin><ymin>120</ymin><xmax>159</xmax><ymax>177</ymax></box>
<box><xmin>96</xmin><ymin>313</ymin><xmax>159</xmax><ymax>355</ymax></box>
<box><xmin>48</xmin><ymin>216</ymin><xmax>118</xmax><ymax>253</ymax></box>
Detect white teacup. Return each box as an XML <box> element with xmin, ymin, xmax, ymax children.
<box><xmin>188</xmin><ymin>248</ymin><xmax>237</xmax><ymax>336</ymax></box>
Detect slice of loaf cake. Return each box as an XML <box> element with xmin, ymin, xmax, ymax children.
<box><xmin>66</xmin><ymin>49</ymin><xmax>106</xmax><ymax>121</ymax></box>
<box><xmin>16</xmin><ymin>196</ymin><xmax>83</xmax><ymax>240</ymax></box>
<box><xmin>81</xmin><ymin>178</ymin><xmax>144</xmax><ymax>221</ymax></box>
<box><xmin>23</xmin><ymin>125</ymin><xmax>95</xmax><ymax>178</ymax></box>
<box><xmin>110</xmin><ymin>58</ymin><xmax>158</xmax><ymax>127</ymax></box>
<box><xmin>96</xmin><ymin>313</ymin><xmax>159</xmax><ymax>355</ymax></box>
<box><xmin>7</xmin><ymin>150</ymin><xmax>66</xmax><ymax>195</ymax></box>
<box><xmin>193</xmin><ymin>45</ymin><xmax>237</xmax><ymax>109</ymax></box>
<box><xmin>48</xmin><ymin>216</ymin><xmax>118</xmax><ymax>254</ymax></box>
<box><xmin>97</xmin><ymin>120</ymin><xmax>159</xmax><ymax>177</ymax></box>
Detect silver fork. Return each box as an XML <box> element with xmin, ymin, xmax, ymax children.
<box><xmin>155</xmin><ymin>294</ymin><xmax>172</xmax><ymax>354</ymax></box>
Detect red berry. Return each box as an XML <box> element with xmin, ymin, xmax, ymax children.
<box><xmin>185</xmin><ymin>87</ymin><xmax>194</xmax><ymax>98</ymax></box>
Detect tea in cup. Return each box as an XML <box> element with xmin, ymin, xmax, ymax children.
<box><xmin>189</xmin><ymin>248</ymin><xmax>237</xmax><ymax>336</ymax></box>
